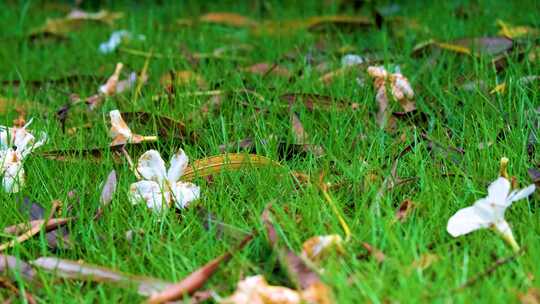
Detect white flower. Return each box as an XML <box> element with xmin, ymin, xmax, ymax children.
<box><xmin>0</xmin><ymin>119</ymin><xmax>47</xmax><ymax>193</ymax></box>
<box><xmin>99</xmin><ymin>63</ymin><xmax>124</xmax><ymax>96</ymax></box>
<box><xmin>109</xmin><ymin>110</ymin><xmax>156</xmax><ymax>146</ymax></box>
<box><xmin>99</xmin><ymin>30</ymin><xmax>145</xmax><ymax>54</ymax></box>
<box><xmin>129</xmin><ymin>149</ymin><xmax>200</xmax><ymax>212</ymax></box>
<box><xmin>447</xmin><ymin>177</ymin><xmax>535</xmax><ymax>251</ymax></box>
<box><xmin>341</xmin><ymin>54</ymin><xmax>364</xmax><ymax>67</ymax></box>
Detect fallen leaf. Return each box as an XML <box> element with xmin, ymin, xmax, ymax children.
<box><xmin>291</xmin><ymin>112</ymin><xmax>308</xmax><ymax>144</ymax></box>
<box><xmin>361</xmin><ymin>242</ymin><xmax>385</xmax><ymax>263</ymax></box>
<box><xmin>30</xmin><ymin>257</ymin><xmax>172</xmax><ymax>296</ymax></box>
<box><xmin>121</xmin><ymin>111</ymin><xmax>189</xmax><ymax>139</ymax></box>
<box><xmin>243</xmin><ymin>62</ymin><xmax>291</xmax><ymax>78</ymax></box>
<box><xmin>519</xmin><ymin>288</ymin><xmax>540</xmax><ymax>304</ymax></box>
<box><xmin>262</xmin><ymin>205</ymin><xmax>333</xmax><ymax>304</ymax></box>
<box><xmin>29</xmin><ymin>9</ymin><xmax>123</xmax><ymax>37</ymax></box>
<box><xmin>528</xmin><ymin>168</ymin><xmax>540</xmax><ymax>187</ymax></box>
<box><xmin>146</xmin><ymin>234</ymin><xmax>254</xmax><ymax>303</ymax></box>
<box><xmin>412</xmin><ymin>37</ymin><xmax>513</xmax><ymax>57</ymax></box>
<box><xmin>160</xmin><ymin>71</ymin><xmax>207</xmax><ymax>91</ymax></box>
<box><xmin>305</xmin><ymin>15</ymin><xmax>373</xmax><ymax>31</ymax></box>
<box><xmin>408</xmin><ymin>253</ymin><xmax>439</xmax><ymax>272</ymax></box>
<box><xmin>199</xmin><ymin>12</ymin><xmax>258</xmax><ymax>28</ymax></box>
<box><xmin>281</xmin><ymin>93</ymin><xmax>359</xmax><ymax>112</ymax></box>
<box><xmin>182</xmin><ymin>153</ymin><xmax>281</xmax><ymax>182</ymax></box>
<box><xmin>394</xmin><ymin>199</ymin><xmax>415</xmax><ymax>223</ymax></box>
<box><xmin>0</xmin><ymin>255</ymin><xmax>35</xmax><ymax>281</ymax></box>
<box><xmin>497</xmin><ymin>19</ymin><xmax>540</xmax><ymax>39</ymax></box>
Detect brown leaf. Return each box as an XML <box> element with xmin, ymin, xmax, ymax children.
<box><xmin>281</xmin><ymin>93</ymin><xmax>359</xmax><ymax>112</ymax></box>
<box><xmin>182</xmin><ymin>153</ymin><xmax>281</xmax><ymax>182</ymax></box>
<box><xmin>146</xmin><ymin>234</ymin><xmax>254</xmax><ymax>303</ymax></box>
<box><xmin>394</xmin><ymin>199</ymin><xmax>415</xmax><ymax>223</ymax></box>
<box><xmin>29</xmin><ymin>9</ymin><xmax>123</xmax><ymax>37</ymax></box>
<box><xmin>160</xmin><ymin>71</ymin><xmax>207</xmax><ymax>91</ymax></box>
<box><xmin>361</xmin><ymin>242</ymin><xmax>385</xmax><ymax>263</ymax></box>
<box><xmin>519</xmin><ymin>288</ymin><xmax>540</xmax><ymax>304</ymax></box>
<box><xmin>199</xmin><ymin>12</ymin><xmax>258</xmax><ymax>28</ymax></box>
<box><xmin>121</xmin><ymin>111</ymin><xmax>188</xmax><ymax>139</ymax></box>
<box><xmin>408</xmin><ymin>253</ymin><xmax>439</xmax><ymax>272</ymax></box>
<box><xmin>528</xmin><ymin>168</ymin><xmax>540</xmax><ymax>187</ymax></box>
<box><xmin>30</xmin><ymin>257</ymin><xmax>172</xmax><ymax>296</ymax></box>
<box><xmin>243</xmin><ymin>62</ymin><xmax>291</xmax><ymax>78</ymax></box>
<box><xmin>291</xmin><ymin>112</ymin><xmax>308</xmax><ymax>144</ymax></box>
<box><xmin>305</xmin><ymin>15</ymin><xmax>373</xmax><ymax>31</ymax></box>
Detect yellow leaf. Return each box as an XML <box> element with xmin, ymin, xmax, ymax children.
<box><xmin>182</xmin><ymin>153</ymin><xmax>281</xmax><ymax>181</ymax></box>
<box><xmin>435</xmin><ymin>42</ymin><xmax>471</xmax><ymax>55</ymax></box>
<box><xmin>497</xmin><ymin>19</ymin><xmax>540</xmax><ymax>39</ymax></box>
<box><xmin>199</xmin><ymin>12</ymin><xmax>258</xmax><ymax>27</ymax></box>
<box><xmin>490</xmin><ymin>83</ymin><xmax>507</xmax><ymax>94</ymax></box>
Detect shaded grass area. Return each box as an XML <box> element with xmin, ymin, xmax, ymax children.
<box><xmin>1</xmin><ymin>0</ymin><xmax>540</xmax><ymax>302</ymax></box>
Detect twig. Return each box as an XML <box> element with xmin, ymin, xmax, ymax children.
<box><xmin>0</xmin><ymin>200</ymin><xmax>61</xmax><ymax>252</ymax></box>
<box><xmin>456</xmin><ymin>248</ymin><xmax>524</xmax><ymax>291</ymax></box>
<box><xmin>0</xmin><ymin>277</ymin><xmax>36</xmax><ymax>304</ymax></box>
<box><xmin>121</xmin><ymin>146</ymin><xmax>141</xmax><ymax>179</ymax></box>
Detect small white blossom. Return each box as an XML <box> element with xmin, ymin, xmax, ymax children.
<box><xmin>0</xmin><ymin>120</ymin><xmax>47</xmax><ymax>193</ymax></box>
<box><xmin>447</xmin><ymin>177</ymin><xmax>535</xmax><ymax>251</ymax></box>
<box><xmin>109</xmin><ymin>110</ymin><xmax>156</xmax><ymax>146</ymax></box>
<box><xmin>341</xmin><ymin>54</ymin><xmax>364</xmax><ymax>67</ymax></box>
<box><xmin>129</xmin><ymin>149</ymin><xmax>200</xmax><ymax>212</ymax></box>
<box><xmin>99</xmin><ymin>30</ymin><xmax>145</xmax><ymax>54</ymax></box>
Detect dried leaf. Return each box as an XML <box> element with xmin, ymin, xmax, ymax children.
<box><xmin>243</xmin><ymin>62</ymin><xmax>291</xmax><ymax>78</ymax></box>
<box><xmin>29</xmin><ymin>9</ymin><xmax>123</xmax><ymax>37</ymax></box>
<box><xmin>528</xmin><ymin>168</ymin><xmax>540</xmax><ymax>187</ymax></box>
<box><xmin>408</xmin><ymin>253</ymin><xmax>439</xmax><ymax>272</ymax></box>
<box><xmin>497</xmin><ymin>19</ymin><xmax>540</xmax><ymax>39</ymax></box>
<box><xmin>199</xmin><ymin>12</ymin><xmax>258</xmax><ymax>28</ymax></box>
<box><xmin>147</xmin><ymin>234</ymin><xmax>253</xmax><ymax>303</ymax></box>
<box><xmin>281</xmin><ymin>93</ymin><xmax>359</xmax><ymax>112</ymax></box>
<box><xmin>305</xmin><ymin>15</ymin><xmax>373</xmax><ymax>31</ymax></box>
<box><xmin>412</xmin><ymin>37</ymin><xmax>513</xmax><ymax>57</ymax></box>
<box><xmin>181</xmin><ymin>153</ymin><xmax>281</xmax><ymax>182</ymax></box>
<box><xmin>291</xmin><ymin>112</ymin><xmax>308</xmax><ymax>144</ymax></box>
<box><xmin>121</xmin><ymin>111</ymin><xmax>188</xmax><ymax>139</ymax></box>
<box><xmin>361</xmin><ymin>242</ymin><xmax>385</xmax><ymax>263</ymax></box>
<box><xmin>160</xmin><ymin>71</ymin><xmax>207</xmax><ymax>91</ymax></box>
<box><xmin>394</xmin><ymin>199</ymin><xmax>415</xmax><ymax>223</ymax></box>
<box><xmin>519</xmin><ymin>288</ymin><xmax>540</xmax><ymax>304</ymax></box>
<box><xmin>31</xmin><ymin>257</ymin><xmax>172</xmax><ymax>296</ymax></box>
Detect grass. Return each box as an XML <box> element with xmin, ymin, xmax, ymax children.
<box><xmin>1</xmin><ymin>0</ymin><xmax>540</xmax><ymax>302</ymax></box>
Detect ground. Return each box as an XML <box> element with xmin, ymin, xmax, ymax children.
<box><xmin>0</xmin><ymin>0</ymin><xmax>539</xmax><ymax>303</ymax></box>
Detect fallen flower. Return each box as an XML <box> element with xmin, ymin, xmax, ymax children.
<box><xmin>302</xmin><ymin>234</ymin><xmax>343</xmax><ymax>262</ymax></box>
<box><xmin>220</xmin><ymin>275</ymin><xmax>329</xmax><ymax>304</ymax></box>
<box><xmin>0</xmin><ymin>120</ymin><xmax>46</xmax><ymax>193</ymax></box>
<box><xmin>99</xmin><ymin>30</ymin><xmax>145</xmax><ymax>54</ymax></box>
<box><xmin>447</xmin><ymin>173</ymin><xmax>535</xmax><ymax>251</ymax></box>
<box><xmin>367</xmin><ymin>66</ymin><xmax>415</xmax><ymax>126</ymax></box>
<box><xmin>341</xmin><ymin>54</ymin><xmax>364</xmax><ymax>67</ymax></box>
<box><xmin>129</xmin><ymin>149</ymin><xmax>200</xmax><ymax>212</ymax></box>
<box><xmin>109</xmin><ymin>110</ymin><xmax>157</xmax><ymax>146</ymax></box>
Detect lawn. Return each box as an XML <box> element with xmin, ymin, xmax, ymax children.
<box><xmin>1</xmin><ymin>0</ymin><xmax>540</xmax><ymax>303</ymax></box>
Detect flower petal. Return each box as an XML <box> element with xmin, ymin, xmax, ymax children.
<box><xmin>136</xmin><ymin>150</ymin><xmax>167</xmax><ymax>183</ymax></box>
<box><xmin>167</xmin><ymin>148</ymin><xmax>189</xmax><ymax>183</ymax></box>
<box><xmin>109</xmin><ymin>110</ymin><xmax>132</xmax><ymax>145</ymax></box>
<box><xmin>507</xmin><ymin>184</ymin><xmax>536</xmax><ymax>203</ymax></box>
<box><xmin>493</xmin><ymin>219</ymin><xmax>513</xmax><ymax>236</ymax></box>
<box><xmin>487</xmin><ymin>177</ymin><xmax>511</xmax><ymax>206</ymax></box>
<box><xmin>171</xmin><ymin>182</ymin><xmax>200</xmax><ymax>209</ymax></box>
<box><xmin>0</xmin><ymin>150</ymin><xmax>25</xmax><ymax>193</ymax></box>
<box><xmin>129</xmin><ymin>180</ymin><xmax>169</xmax><ymax>212</ymax></box>
<box><xmin>447</xmin><ymin>206</ymin><xmax>491</xmax><ymax>237</ymax></box>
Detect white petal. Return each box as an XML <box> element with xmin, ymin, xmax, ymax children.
<box><xmin>109</xmin><ymin>110</ymin><xmax>132</xmax><ymax>145</ymax></box>
<box><xmin>0</xmin><ymin>151</ymin><xmax>24</xmax><ymax>193</ymax></box>
<box><xmin>487</xmin><ymin>177</ymin><xmax>511</xmax><ymax>206</ymax></box>
<box><xmin>129</xmin><ymin>180</ymin><xmax>169</xmax><ymax>212</ymax></box>
<box><xmin>507</xmin><ymin>184</ymin><xmax>536</xmax><ymax>203</ymax></box>
<box><xmin>167</xmin><ymin>148</ymin><xmax>189</xmax><ymax>183</ymax></box>
<box><xmin>136</xmin><ymin>150</ymin><xmax>167</xmax><ymax>183</ymax></box>
<box><xmin>447</xmin><ymin>206</ymin><xmax>491</xmax><ymax>237</ymax></box>
<box><xmin>171</xmin><ymin>182</ymin><xmax>200</xmax><ymax>209</ymax></box>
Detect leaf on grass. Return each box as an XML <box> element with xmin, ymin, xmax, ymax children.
<box><xmin>199</xmin><ymin>12</ymin><xmax>258</xmax><ymax>28</ymax></box>
<box><xmin>408</xmin><ymin>253</ymin><xmax>439</xmax><ymax>273</ymax></box>
<box><xmin>304</xmin><ymin>15</ymin><xmax>373</xmax><ymax>31</ymax></box>
<box><xmin>361</xmin><ymin>242</ymin><xmax>385</xmax><ymax>263</ymax></box>
<box><xmin>160</xmin><ymin>71</ymin><xmax>207</xmax><ymax>92</ymax></box>
<box><xmin>497</xmin><ymin>19</ymin><xmax>540</xmax><ymax>39</ymax></box>
<box><xmin>281</xmin><ymin>93</ymin><xmax>359</xmax><ymax>112</ymax></box>
<box><xmin>291</xmin><ymin>112</ymin><xmax>308</xmax><ymax>144</ymax></box>
<box><xmin>30</xmin><ymin>257</ymin><xmax>172</xmax><ymax>297</ymax></box>
<box><xmin>243</xmin><ymin>62</ymin><xmax>291</xmax><ymax>78</ymax></box>
<box><xmin>181</xmin><ymin>153</ymin><xmax>281</xmax><ymax>182</ymax></box>
<box><xmin>528</xmin><ymin>168</ymin><xmax>540</xmax><ymax>187</ymax></box>
<box><xmin>146</xmin><ymin>234</ymin><xmax>254</xmax><ymax>303</ymax></box>
<box><xmin>301</xmin><ymin>235</ymin><xmax>344</xmax><ymax>262</ymax></box>
<box><xmin>394</xmin><ymin>199</ymin><xmax>415</xmax><ymax>223</ymax></box>
<box><xmin>262</xmin><ymin>205</ymin><xmax>333</xmax><ymax>304</ymax></box>
<box><xmin>412</xmin><ymin>37</ymin><xmax>513</xmax><ymax>57</ymax></box>
<box><xmin>121</xmin><ymin>111</ymin><xmax>188</xmax><ymax>139</ymax></box>
<box><xmin>29</xmin><ymin>9</ymin><xmax>123</xmax><ymax>37</ymax></box>
<box><xmin>519</xmin><ymin>288</ymin><xmax>540</xmax><ymax>304</ymax></box>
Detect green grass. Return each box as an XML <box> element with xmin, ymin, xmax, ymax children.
<box><xmin>1</xmin><ymin>0</ymin><xmax>540</xmax><ymax>302</ymax></box>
